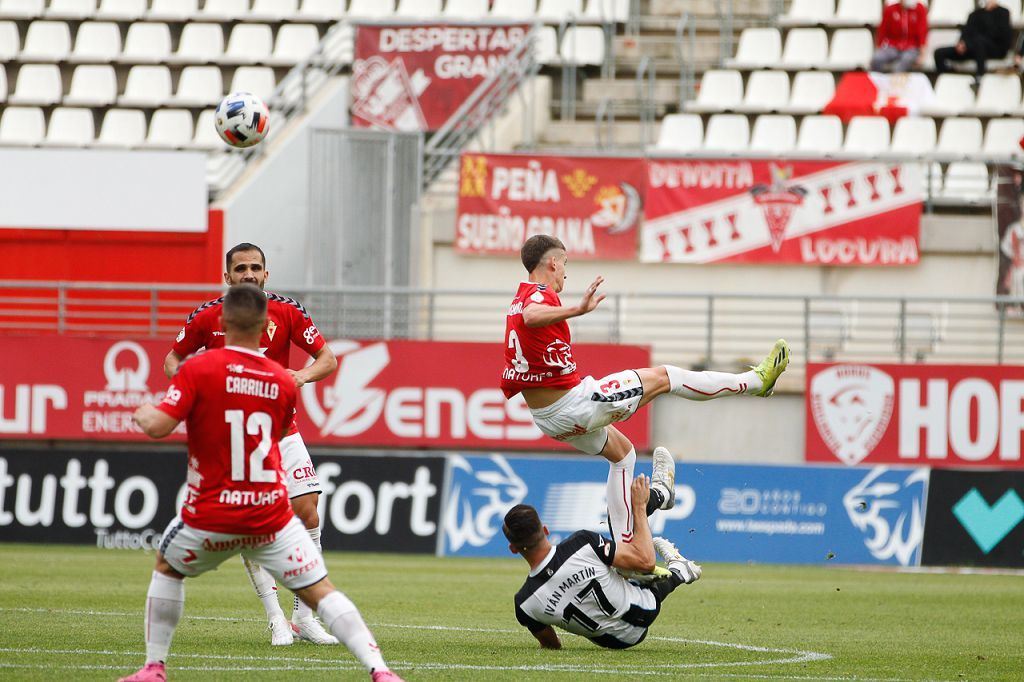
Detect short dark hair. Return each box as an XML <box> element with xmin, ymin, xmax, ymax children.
<box><xmin>502</xmin><ymin>504</ymin><xmax>545</xmax><ymax>551</ymax></box>
<box><xmin>521</xmin><ymin>235</ymin><xmax>566</xmax><ymax>273</ymax></box>
<box><xmin>222</xmin><ymin>283</ymin><xmax>267</xmax><ymax>335</ymax></box>
<box><xmin>225</xmin><ymin>242</ymin><xmax>266</xmax><ymax>270</ymax></box>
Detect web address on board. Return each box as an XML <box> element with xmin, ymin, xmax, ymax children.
<box><xmin>715</xmin><ymin>519</ymin><xmax>826</xmax><ymax>536</ymax></box>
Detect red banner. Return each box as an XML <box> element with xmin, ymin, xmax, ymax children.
<box><xmin>0</xmin><ymin>335</ymin><xmax>649</xmax><ymax>451</ymax></box>
<box><xmin>642</xmin><ymin>159</ymin><xmax>922</xmax><ymax>266</ymax></box>
<box><xmin>806</xmin><ymin>363</ymin><xmax>1024</xmax><ymax>469</ymax></box>
<box><xmin>455</xmin><ymin>153</ymin><xmax>645</xmax><ymax>260</ymax></box>
<box><xmin>351</xmin><ymin>23</ymin><xmax>528</xmax><ymax>131</ymax></box>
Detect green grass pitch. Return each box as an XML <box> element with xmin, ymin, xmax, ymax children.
<box><xmin>0</xmin><ymin>543</ymin><xmax>1022</xmax><ymax>681</ymax></box>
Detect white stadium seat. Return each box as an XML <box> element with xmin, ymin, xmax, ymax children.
<box><xmin>230</xmin><ymin>66</ymin><xmax>277</xmax><ymax>101</ymax></box>
<box><xmin>46</xmin><ymin>0</ymin><xmax>97</xmax><ymax>20</ymax></box>
<box><xmin>445</xmin><ymin>0</ymin><xmax>488</xmax><ymax>19</ymax></box>
<box><xmin>750</xmin><ymin>114</ymin><xmax>797</xmax><ymax>153</ymax></box>
<box><xmin>20</xmin><ymin>21</ymin><xmax>72</xmax><ymax>62</ymax></box>
<box><xmin>148</xmin><ymin>0</ymin><xmax>199</xmax><ymax>21</ymax></box>
<box><xmin>843</xmin><ymin>116</ymin><xmax>890</xmax><ymax>154</ymax></box>
<box><xmin>936</xmin><ymin>117</ymin><xmax>983</xmax><ymax>157</ymax></box>
<box><xmin>559</xmin><ymin>26</ymin><xmax>604</xmax><ymax>65</ymax></box>
<box><xmin>828</xmin><ymin>28</ymin><xmax>872</xmax><ymax>69</ymax></box>
<box><xmin>171</xmin><ymin>65</ymin><xmax>224</xmax><ymax>107</ymax></box>
<box><xmin>779</xmin><ymin>0</ymin><xmax>835</xmax><ymax>26</ymax></box>
<box><xmin>940</xmin><ymin>162</ymin><xmax>991</xmax><ymax>202</ymax></box>
<box><xmin>972</xmin><ymin>74</ymin><xmax>1021</xmax><ymax>116</ymax></box>
<box><xmin>42</xmin><ymin>107</ymin><xmax>95</xmax><ymax>147</ymax></box>
<box><xmin>929</xmin><ymin>0</ymin><xmax>974</xmax><ymax>27</ymax></box>
<box><xmin>686</xmin><ymin>69</ymin><xmax>743</xmax><ymax>113</ymax></box>
<box><xmin>0</xmin><ymin>0</ymin><xmax>44</xmax><ymax>19</ymax></box>
<box><xmin>1006</xmin><ymin>0</ymin><xmax>1022</xmax><ymax>25</ymax></box>
<box><xmin>170</xmin><ymin>23</ymin><xmax>225</xmax><ymax>64</ymax></box>
<box><xmin>7</xmin><ymin>64</ymin><xmax>62</xmax><ymax>106</ymax></box>
<box><xmin>190</xmin><ymin>109</ymin><xmax>223</xmax><ymax>150</ymax></box>
<box><xmin>491</xmin><ymin>0</ymin><xmax>536</xmax><ymax>19</ymax></box>
<box><xmin>982</xmin><ymin>118</ymin><xmax>1024</xmax><ymax>158</ymax></box>
<box><xmin>781</xmin><ymin>28</ymin><xmax>829</xmax><ymax>69</ymax></box>
<box><xmin>250</xmin><ymin>0</ymin><xmax>300</xmax><ymax>21</ymax></box>
<box><xmin>95</xmin><ymin>108</ymin><xmax>146</xmax><ymax>147</ymax></box>
<box><xmin>829</xmin><ymin>0</ymin><xmax>882</xmax><ymax>26</ymax></box>
<box><xmin>535</xmin><ymin>25</ymin><xmax>559</xmax><ymax>64</ymax></box>
<box><xmin>298</xmin><ymin>0</ymin><xmax>344</xmax><ymax>21</ymax></box>
<box><xmin>923</xmin><ymin>73</ymin><xmax>976</xmax><ymax>115</ymax></box>
<box><xmin>118</xmin><ymin>65</ymin><xmax>173</xmax><ymax>107</ymax></box>
<box><xmin>95</xmin><ymin>0</ymin><xmax>146</xmax><ymax>21</ymax></box>
<box><xmin>145</xmin><ymin>109</ymin><xmax>194</xmax><ymax>149</ymax></box>
<box><xmin>726</xmin><ymin>28</ymin><xmax>782</xmax><ymax>68</ymax></box>
<box><xmin>655</xmin><ymin>113</ymin><xmax>703</xmax><ymax>151</ymax></box>
<box><xmin>921</xmin><ymin>28</ymin><xmax>959</xmax><ymax>70</ymax></box>
<box><xmin>582</xmin><ymin>0</ymin><xmax>629</xmax><ymax>23</ymax></box>
<box><xmin>703</xmin><ymin>113</ymin><xmax>750</xmax><ymax>153</ymax></box>
<box><xmin>64</xmin><ymin>64</ymin><xmax>118</xmax><ymax>106</ymax></box>
<box><xmin>348</xmin><ymin>0</ymin><xmax>396</xmax><ymax>18</ymax></box>
<box><xmin>0</xmin><ymin>21</ymin><xmax>19</xmax><ymax>61</ymax></box>
<box><xmin>199</xmin><ymin>0</ymin><xmax>250</xmax><ymax>21</ymax></box>
<box><xmin>537</xmin><ymin>0</ymin><xmax>582</xmax><ymax>23</ymax></box>
<box><xmin>797</xmin><ymin>115</ymin><xmax>844</xmax><ymax>154</ymax></box>
<box><xmin>119</xmin><ymin>22</ymin><xmax>172</xmax><ymax>64</ymax></box>
<box><xmin>735</xmin><ymin>70</ymin><xmax>789</xmax><ymax>113</ymax></box>
<box><xmin>0</xmin><ymin>65</ymin><xmax>6</xmax><ymax>102</ymax></box>
<box><xmin>0</xmin><ymin>106</ymin><xmax>45</xmax><ymax>145</ymax></box>
<box><xmin>781</xmin><ymin>70</ymin><xmax>835</xmax><ymax>114</ymax></box>
<box><xmin>889</xmin><ymin>116</ymin><xmax>937</xmax><ymax>156</ymax></box>
<box><xmin>69</xmin><ymin>22</ymin><xmax>122</xmax><ymax>63</ymax></box>
<box><xmin>396</xmin><ymin>0</ymin><xmax>441</xmax><ymax>18</ymax></box>
<box><xmin>267</xmin><ymin>24</ymin><xmax>320</xmax><ymax>66</ymax></box>
<box><xmin>224</xmin><ymin>23</ymin><xmax>274</xmax><ymax>64</ymax></box>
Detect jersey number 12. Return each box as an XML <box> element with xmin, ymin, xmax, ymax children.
<box><xmin>225</xmin><ymin>410</ymin><xmax>277</xmax><ymax>483</ymax></box>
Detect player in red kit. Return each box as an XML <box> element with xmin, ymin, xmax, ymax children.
<box><xmin>164</xmin><ymin>242</ymin><xmax>339</xmax><ymax>645</ymax></box>
<box><xmin>501</xmin><ymin>235</ymin><xmax>790</xmax><ymax>556</ymax></box>
<box><xmin>121</xmin><ymin>284</ymin><xmax>403</xmax><ymax>682</ymax></box>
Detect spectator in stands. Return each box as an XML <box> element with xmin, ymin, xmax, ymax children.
<box><xmin>870</xmin><ymin>0</ymin><xmax>928</xmax><ymax>73</ymax></box>
<box><xmin>934</xmin><ymin>0</ymin><xmax>1012</xmax><ymax>81</ymax></box>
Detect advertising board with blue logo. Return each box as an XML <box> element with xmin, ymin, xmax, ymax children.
<box><xmin>441</xmin><ymin>454</ymin><xmax>929</xmax><ymax>567</ymax></box>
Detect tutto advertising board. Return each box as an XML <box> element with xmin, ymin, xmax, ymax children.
<box><xmin>0</xmin><ymin>448</ymin><xmax>444</xmax><ymax>553</ymax></box>
<box><xmin>454</xmin><ymin>152</ymin><xmax>646</xmax><ymax>260</ymax></box>
<box><xmin>642</xmin><ymin>159</ymin><xmax>922</xmax><ymax>265</ymax></box>
<box><xmin>440</xmin><ymin>454</ymin><xmax>930</xmax><ymax>567</ymax></box>
<box><xmin>350</xmin><ymin>23</ymin><xmax>529</xmax><ymax>131</ymax></box>
<box><xmin>806</xmin><ymin>363</ymin><xmax>1024</xmax><ymax>469</ymax></box>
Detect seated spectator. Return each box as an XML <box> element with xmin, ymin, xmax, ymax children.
<box><xmin>870</xmin><ymin>0</ymin><xmax>928</xmax><ymax>73</ymax></box>
<box><xmin>934</xmin><ymin>0</ymin><xmax>1012</xmax><ymax>80</ymax></box>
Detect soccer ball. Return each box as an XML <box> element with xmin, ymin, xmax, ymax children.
<box><xmin>214</xmin><ymin>92</ymin><xmax>270</xmax><ymax>148</ymax></box>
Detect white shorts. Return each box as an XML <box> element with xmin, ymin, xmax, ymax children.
<box><xmin>159</xmin><ymin>515</ymin><xmax>328</xmax><ymax>590</ymax></box>
<box><xmin>280</xmin><ymin>432</ymin><xmax>322</xmax><ymax>499</ymax></box>
<box><xmin>530</xmin><ymin>370</ymin><xmax>645</xmax><ymax>455</ymax></box>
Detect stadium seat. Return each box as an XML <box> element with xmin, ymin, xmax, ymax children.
<box><xmin>843</xmin><ymin>116</ymin><xmax>890</xmax><ymax>154</ymax></box>
<box><xmin>348</xmin><ymin>0</ymin><xmax>396</xmax><ymax>18</ymax></box>
<box><xmin>199</xmin><ymin>0</ymin><xmax>250</xmax><ymax>21</ymax></box>
<box><xmin>797</xmin><ymin>115</ymin><xmax>843</xmax><ymax>154</ymax></box>
<box><xmin>559</xmin><ymin>26</ymin><xmax>604</xmax><ymax>65</ymax></box>
<box><xmin>655</xmin><ymin>113</ymin><xmax>703</xmax><ymax>151</ymax></box>
<box><xmin>0</xmin><ymin>65</ymin><xmax>6</xmax><ymax>103</ymax></box>
<box><xmin>535</xmin><ymin>25</ymin><xmax>559</xmax><ymax>64</ymax></box>
<box><xmin>940</xmin><ymin>162</ymin><xmax>991</xmax><ymax>202</ymax></box>
<box><xmin>320</xmin><ymin>24</ymin><xmax>353</xmax><ymax>64</ymax></box>
<box><xmin>726</xmin><ymin>28</ymin><xmax>782</xmax><ymax>68</ymax></box>
<box><xmin>171</xmin><ymin>65</ymin><xmax>223</xmax><ymax>107</ymax></box>
<box><xmin>920</xmin><ymin>28</ymin><xmax>959</xmax><ymax>70</ymax></box>
<box><xmin>781</xmin><ymin>28</ymin><xmax>828</xmax><ymax>69</ymax></box>
<box><xmin>537</xmin><ymin>0</ymin><xmax>582</xmax><ymax>22</ymax></box>
<box><xmin>224</xmin><ymin>24</ymin><xmax>274</xmax><ymax>65</ymax></box>
<box><xmin>971</xmin><ymin>74</ymin><xmax>1021</xmax><ymax>116</ymax></box>
<box><xmin>94</xmin><ymin>108</ymin><xmax>146</xmax><ymax>147</ymax></box>
<box><xmin>491</xmin><ymin>0</ymin><xmax>536</xmax><ymax>19</ymax></box>
<box><xmin>735</xmin><ymin>70</ymin><xmax>789</xmax><ymax>113</ymax></box>
<box><xmin>298</xmin><ymin>0</ymin><xmax>344</xmax><ymax>21</ymax></box>
<box><xmin>779</xmin><ymin>0</ymin><xmax>835</xmax><ymax>26</ymax></box>
<box><xmin>64</xmin><ymin>64</ymin><xmax>118</xmax><ymax>106</ymax></box>
<box><xmin>981</xmin><ymin>117</ymin><xmax>1024</xmax><ymax>158</ymax></box>
<box><xmin>1006</xmin><ymin>0</ymin><xmax>1023</xmax><ymax>25</ymax></box>
<box><xmin>396</xmin><ymin>0</ymin><xmax>441</xmax><ymax>17</ymax></box>
<box><xmin>20</xmin><ymin>21</ymin><xmax>72</xmax><ymax>62</ymax></box>
<box><xmin>0</xmin><ymin>21</ymin><xmax>19</xmax><ymax>61</ymax></box>
<box><xmin>144</xmin><ymin>109</ymin><xmax>194</xmax><ymax>149</ymax></box>
<box><xmin>889</xmin><ymin>116</ymin><xmax>937</xmax><ymax>156</ymax></box>
<box><xmin>444</xmin><ymin>0</ymin><xmax>488</xmax><ymax>19</ymax></box>
<box><xmin>750</xmin><ymin>114</ymin><xmax>797</xmax><ymax>153</ymax></box>
<box><xmin>829</xmin><ymin>0</ymin><xmax>882</xmax><ymax>26</ymax></box>
<box><xmin>95</xmin><ymin>0</ymin><xmax>146</xmax><ymax>21</ymax></box>
<box><xmin>69</xmin><ymin>21</ymin><xmax>121</xmax><ymax>63</ymax></box>
<box><xmin>0</xmin><ymin>0</ymin><xmax>44</xmax><ymax>19</ymax></box>
<box><xmin>190</xmin><ymin>109</ymin><xmax>223</xmax><ymax>150</ymax></box>
<box><xmin>267</xmin><ymin>24</ymin><xmax>320</xmax><ymax>66</ymax></box>
<box><xmin>582</xmin><ymin>0</ymin><xmax>629</xmax><ymax>23</ymax></box>
<box><xmin>923</xmin><ymin>73</ymin><xmax>976</xmax><ymax>115</ymax></box>
<box><xmin>686</xmin><ymin>69</ymin><xmax>742</xmax><ymax>113</ymax></box>
<box><xmin>7</xmin><ymin>64</ymin><xmax>62</xmax><ymax>106</ymax></box>
<box><xmin>46</xmin><ymin>0</ymin><xmax>97</xmax><ymax>19</ymax></box>
<box><xmin>781</xmin><ymin>70</ymin><xmax>835</xmax><ymax>114</ymax></box>
<box><xmin>249</xmin><ymin>0</ymin><xmax>300</xmax><ymax>21</ymax></box>
<box><xmin>169</xmin><ymin>23</ymin><xmax>225</xmax><ymax>64</ymax></box>
<box><xmin>148</xmin><ymin>0</ymin><xmax>199</xmax><ymax>21</ymax></box>
<box><xmin>118</xmin><ymin>65</ymin><xmax>172</xmax><ymax>107</ymax></box>
<box><xmin>42</xmin><ymin>107</ymin><xmax>95</xmax><ymax>147</ymax></box>
<box><xmin>936</xmin><ymin>116</ymin><xmax>983</xmax><ymax>157</ymax></box>
<box><xmin>119</xmin><ymin>23</ymin><xmax>172</xmax><ymax>64</ymax></box>
<box><xmin>0</xmin><ymin>106</ymin><xmax>45</xmax><ymax>145</ymax></box>
<box><xmin>929</xmin><ymin>0</ymin><xmax>974</xmax><ymax>28</ymax></box>
<box><xmin>921</xmin><ymin>161</ymin><xmax>943</xmax><ymax>198</ymax></box>
<box><xmin>703</xmin><ymin>113</ymin><xmax>750</xmax><ymax>153</ymax></box>
<box><xmin>827</xmin><ymin>28</ymin><xmax>872</xmax><ymax>69</ymax></box>
<box><xmin>230</xmin><ymin>66</ymin><xmax>277</xmax><ymax>101</ymax></box>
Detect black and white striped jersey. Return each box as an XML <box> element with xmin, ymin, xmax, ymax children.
<box><xmin>513</xmin><ymin>531</ymin><xmax>660</xmax><ymax>649</ymax></box>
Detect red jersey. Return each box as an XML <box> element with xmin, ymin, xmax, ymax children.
<box><xmin>500</xmin><ymin>281</ymin><xmax>581</xmax><ymax>399</ymax></box>
<box><xmin>876</xmin><ymin>3</ymin><xmax>927</xmax><ymax>51</ymax></box>
<box><xmin>157</xmin><ymin>346</ymin><xmax>297</xmax><ymax>535</ymax></box>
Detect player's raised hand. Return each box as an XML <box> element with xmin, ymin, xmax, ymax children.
<box><xmin>578</xmin><ymin>276</ymin><xmax>606</xmax><ymax>315</ymax></box>
<box><xmin>630</xmin><ymin>474</ymin><xmax>650</xmax><ymax>509</ymax></box>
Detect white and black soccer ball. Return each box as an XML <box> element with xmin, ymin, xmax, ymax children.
<box><xmin>214</xmin><ymin>92</ymin><xmax>270</xmax><ymax>148</ymax></box>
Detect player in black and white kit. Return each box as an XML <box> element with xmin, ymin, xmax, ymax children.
<box><xmin>504</xmin><ymin>473</ymin><xmax>701</xmax><ymax>650</ymax></box>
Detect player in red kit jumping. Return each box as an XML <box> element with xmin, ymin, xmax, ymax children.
<box><xmin>164</xmin><ymin>243</ymin><xmax>339</xmax><ymax>645</ymax></box>
<box><xmin>501</xmin><ymin>235</ymin><xmax>790</xmax><ymax>556</ymax></box>
<box><xmin>122</xmin><ymin>284</ymin><xmax>403</xmax><ymax>682</ymax></box>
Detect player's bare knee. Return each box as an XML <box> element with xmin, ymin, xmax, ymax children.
<box><xmin>154</xmin><ymin>552</ymin><xmax>185</xmax><ymax>580</ymax></box>
<box><xmin>637</xmin><ymin>366</ymin><xmax>671</xmax><ymax>398</ymax></box>
<box><xmin>295</xmin><ymin>577</ymin><xmax>334</xmax><ymax>610</ymax></box>
<box><xmin>600</xmin><ymin>428</ymin><xmax>633</xmax><ymax>462</ymax></box>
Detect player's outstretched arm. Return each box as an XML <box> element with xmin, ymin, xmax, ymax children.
<box><xmin>611</xmin><ymin>475</ymin><xmax>657</xmax><ymax>574</ymax></box>
<box><xmin>288</xmin><ymin>344</ymin><xmax>337</xmax><ymax>387</ymax></box>
<box><xmin>522</xmin><ymin>276</ymin><xmax>606</xmax><ymax>328</ymax></box>
<box><xmin>163</xmin><ymin>350</ymin><xmax>184</xmax><ymax>379</ymax></box>
<box><xmin>132</xmin><ymin>404</ymin><xmax>180</xmax><ymax>439</ymax></box>
<box><xmin>531</xmin><ymin>625</ymin><xmax>562</xmax><ymax>650</ymax></box>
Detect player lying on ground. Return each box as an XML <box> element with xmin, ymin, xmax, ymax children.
<box><xmin>164</xmin><ymin>242</ymin><xmax>339</xmax><ymax>646</ymax></box>
<box><xmin>505</xmin><ymin>469</ymin><xmax>700</xmax><ymax>649</ymax></box>
<box><xmin>121</xmin><ymin>284</ymin><xmax>402</xmax><ymax>682</ymax></box>
<box><xmin>501</xmin><ymin>234</ymin><xmax>790</xmax><ymax>547</ymax></box>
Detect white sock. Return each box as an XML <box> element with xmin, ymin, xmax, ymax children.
<box><xmin>292</xmin><ymin>526</ymin><xmax>321</xmax><ymax>623</ymax></box>
<box><xmin>144</xmin><ymin>571</ymin><xmax>184</xmax><ymax>664</ymax></box>
<box><xmin>317</xmin><ymin>591</ymin><xmax>389</xmax><ymax>673</ymax></box>
<box><xmin>242</xmin><ymin>556</ymin><xmax>285</xmax><ymax>621</ymax></box>
<box><xmin>664</xmin><ymin>364</ymin><xmax>761</xmax><ymax>399</ymax></box>
<box><xmin>606</xmin><ymin>449</ymin><xmax>636</xmax><ymax>544</ymax></box>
